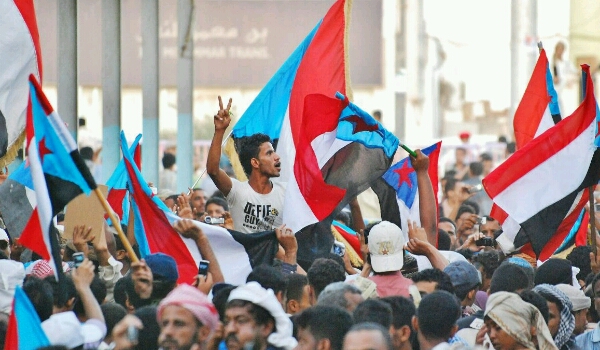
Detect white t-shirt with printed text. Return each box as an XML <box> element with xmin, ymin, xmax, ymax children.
<box><xmin>227</xmin><ymin>178</ymin><xmax>286</xmax><ymax>233</ymax></box>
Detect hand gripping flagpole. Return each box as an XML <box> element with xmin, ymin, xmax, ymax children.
<box><xmin>93</xmin><ymin>188</ymin><xmax>140</xmax><ymax>263</ymax></box>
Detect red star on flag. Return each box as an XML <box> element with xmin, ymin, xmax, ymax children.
<box><xmin>38</xmin><ymin>137</ymin><xmax>53</xmax><ymax>163</ymax></box>
<box><xmin>393</xmin><ymin>161</ymin><xmax>414</xmax><ymax>188</ymax></box>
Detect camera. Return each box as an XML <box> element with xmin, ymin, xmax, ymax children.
<box><xmin>204</xmin><ymin>216</ymin><xmax>225</xmax><ymax>225</ymax></box>
<box><xmin>475</xmin><ymin>237</ymin><xmax>495</xmax><ymax>247</ymax></box>
<box><xmin>476</xmin><ymin>216</ymin><xmax>487</xmax><ymax>225</ymax></box>
<box><xmin>331</xmin><ymin>241</ymin><xmax>346</xmax><ymax>257</ymax></box>
<box><xmin>73</xmin><ymin>252</ymin><xmax>85</xmax><ymax>268</ymax></box>
<box><xmin>467</xmin><ymin>184</ymin><xmax>484</xmax><ymax>194</ymax></box>
<box><xmin>198</xmin><ymin>260</ymin><xmax>210</xmax><ymax>276</ymax></box>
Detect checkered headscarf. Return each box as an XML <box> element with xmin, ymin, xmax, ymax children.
<box><xmin>533</xmin><ymin>284</ymin><xmax>574</xmax><ymax>349</ymax></box>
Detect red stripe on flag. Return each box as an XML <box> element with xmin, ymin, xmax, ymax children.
<box><xmin>13</xmin><ymin>0</ymin><xmax>42</xmax><ymax>82</ymax></box>
<box><xmin>513</xmin><ymin>49</ymin><xmax>551</xmax><ymax>150</ymax></box>
<box><xmin>19</xmin><ymin>207</ymin><xmax>50</xmax><ymax>260</ymax></box>
<box><xmin>333</xmin><ymin>224</ymin><xmax>361</xmax><ymax>257</ymax></box>
<box><xmin>125</xmin><ymin>160</ymin><xmax>198</xmax><ymax>284</ymax></box>
<box><xmin>289</xmin><ymin>0</ymin><xmax>348</xmax><ymax>220</ymax></box>
<box><xmin>538</xmin><ymin>192</ymin><xmax>588</xmax><ymax>261</ymax></box>
<box><xmin>5</xmin><ymin>302</ymin><xmax>18</xmax><ymax>350</ymax></box>
<box><xmin>28</xmin><ymin>75</ymin><xmax>53</xmax><ymax>115</ymax></box>
<box><xmin>484</xmin><ymin>65</ymin><xmax>596</xmax><ymax>198</ymax></box>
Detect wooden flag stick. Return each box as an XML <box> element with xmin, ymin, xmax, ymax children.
<box><xmin>93</xmin><ymin>187</ymin><xmax>139</xmax><ymax>262</ymax></box>
<box><xmin>590</xmin><ymin>186</ymin><xmax>597</xmax><ymax>255</ymax></box>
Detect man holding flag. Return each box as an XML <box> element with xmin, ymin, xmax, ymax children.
<box><xmin>207</xmin><ymin>96</ymin><xmax>286</xmax><ymax>234</ymax></box>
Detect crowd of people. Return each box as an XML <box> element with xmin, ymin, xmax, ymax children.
<box><xmin>1</xmin><ymin>99</ymin><xmax>600</xmax><ymax>350</ymax></box>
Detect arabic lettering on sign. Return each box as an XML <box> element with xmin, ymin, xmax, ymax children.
<box><xmin>161</xmin><ymin>46</ymin><xmax>270</xmax><ymax>60</ymax></box>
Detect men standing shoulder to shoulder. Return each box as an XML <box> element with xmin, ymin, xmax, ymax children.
<box><xmin>207</xmin><ymin>96</ymin><xmax>285</xmax><ymax>234</ymax></box>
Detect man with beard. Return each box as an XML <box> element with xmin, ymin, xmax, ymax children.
<box><xmin>207</xmin><ymin>97</ymin><xmax>285</xmax><ymax>234</ymax></box>
<box><xmin>156</xmin><ymin>284</ymin><xmax>219</xmax><ymax>350</ymax></box>
<box><xmin>224</xmin><ymin>282</ymin><xmax>297</xmax><ymax>350</ymax></box>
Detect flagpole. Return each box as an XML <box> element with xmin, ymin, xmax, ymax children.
<box><xmin>93</xmin><ymin>187</ymin><xmax>139</xmax><ymax>262</ymax></box>
<box><xmin>188</xmin><ymin>128</ymin><xmax>233</xmax><ymax>194</ymax></box>
<box><xmin>581</xmin><ymin>64</ymin><xmax>597</xmax><ymax>255</ymax></box>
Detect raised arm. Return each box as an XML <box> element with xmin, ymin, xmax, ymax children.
<box><xmin>207</xmin><ymin>96</ymin><xmax>234</xmax><ymax>196</ymax></box>
<box><xmin>411</xmin><ymin>149</ymin><xmax>438</xmax><ymax>246</ymax></box>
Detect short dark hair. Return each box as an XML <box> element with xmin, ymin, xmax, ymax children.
<box><xmin>417</xmin><ymin>291</ymin><xmax>460</xmax><ymax>340</ymax></box>
<box><xmin>45</xmin><ymin>275</ymin><xmax>77</xmax><ymax>309</ymax></box>
<box><xmin>480</xmin><ymin>152</ymin><xmax>493</xmax><ymax>162</ymax></box>
<box><xmin>80</xmin><ymin>146</ymin><xmax>94</xmax><ymax>161</ymax></box>
<box><xmin>473</xmin><ymin>250</ymin><xmax>503</xmax><ymax>281</ymax></box>
<box><xmin>567</xmin><ymin>246</ymin><xmax>593</xmax><ymax>282</ymax></box>
<box><xmin>346</xmin><ymin>323</ymin><xmax>393</xmax><ymax>350</ymax></box>
<box><xmin>380</xmin><ymin>296</ymin><xmax>416</xmax><ymax>330</ymax></box>
<box><xmin>489</xmin><ymin>262</ymin><xmax>531</xmax><ymax>294</ymax></box>
<box><xmin>134</xmin><ymin>306</ymin><xmax>160</xmax><ymax>350</ymax></box>
<box><xmin>519</xmin><ymin>291</ymin><xmax>549</xmax><ymax>323</ymax></box>
<box><xmin>353</xmin><ymin>299</ymin><xmax>393</xmax><ymax>329</ymax></box>
<box><xmin>444</xmin><ymin>178</ymin><xmax>459</xmax><ymax>195</ymax></box>
<box><xmin>238</xmin><ymin>133</ymin><xmax>271</xmax><ymax>176</ymax></box>
<box><xmin>74</xmin><ymin>275</ymin><xmax>107</xmax><ymax>317</ymax></box>
<box><xmin>286</xmin><ymin>274</ymin><xmax>309</xmax><ymax>303</ymax></box>
<box><xmin>23</xmin><ymin>276</ymin><xmax>54</xmax><ymax>321</ymax></box>
<box><xmin>227</xmin><ymin>299</ymin><xmax>275</xmax><ymax>328</ymax></box>
<box><xmin>461</xmin><ymin>201</ymin><xmax>479</xmax><ymax>216</ymax></box>
<box><xmin>411</xmin><ymin>268</ymin><xmax>455</xmax><ymax>294</ymax></box>
<box><xmin>206</xmin><ymin>197</ymin><xmax>229</xmax><ymax>211</ymax></box>
<box><xmin>162</xmin><ymin>153</ymin><xmax>176</xmax><ymax>169</ymax></box>
<box><xmin>437</xmin><ymin>229</ymin><xmax>451</xmax><ymax>250</ymax></box>
<box><xmin>469</xmin><ymin>162</ymin><xmax>483</xmax><ymax>176</ymax></box>
<box><xmin>246</xmin><ymin>264</ymin><xmax>288</xmax><ymax>295</ymax></box>
<box><xmin>438</xmin><ymin>217</ymin><xmax>456</xmax><ymax>230</ymax></box>
<box><xmin>295</xmin><ymin>306</ymin><xmax>353</xmax><ymax>350</ymax></box>
<box><xmin>101</xmin><ymin>303</ymin><xmax>127</xmax><ymax>338</ymax></box>
<box><xmin>307</xmin><ymin>258</ymin><xmax>345</xmax><ymax>298</ymax></box>
<box><xmin>456</xmin><ymin>204</ymin><xmax>476</xmax><ymax>220</ymax></box>
<box><xmin>212</xmin><ymin>284</ymin><xmax>237</xmax><ymax>322</ymax></box>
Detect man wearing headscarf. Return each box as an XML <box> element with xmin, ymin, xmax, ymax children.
<box><xmin>533</xmin><ymin>284</ymin><xmax>579</xmax><ymax>350</ymax></box>
<box><xmin>224</xmin><ymin>281</ymin><xmax>297</xmax><ymax>350</ymax></box>
<box><xmin>157</xmin><ymin>284</ymin><xmax>220</xmax><ymax>350</ymax></box>
<box><xmin>484</xmin><ymin>292</ymin><xmax>557</xmax><ymax>350</ymax></box>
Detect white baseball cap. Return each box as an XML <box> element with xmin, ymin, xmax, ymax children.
<box><xmin>368</xmin><ymin>221</ymin><xmax>405</xmax><ymax>273</ymax></box>
<box><xmin>0</xmin><ymin>228</ymin><xmax>8</xmax><ymax>241</ymax></box>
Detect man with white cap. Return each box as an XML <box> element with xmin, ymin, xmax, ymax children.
<box><xmin>224</xmin><ymin>281</ymin><xmax>297</xmax><ymax>350</ymax></box>
<box><xmin>156</xmin><ymin>283</ymin><xmax>220</xmax><ymax>350</ymax></box>
<box><xmin>556</xmin><ymin>283</ymin><xmax>591</xmax><ymax>336</ymax></box>
<box><xmin>0</xmin><ymin>228</ymin><xmax>10</xmax><ymax>258</ymax></box>
<box><xmin>365</xmin><ymin>221</ymin><xmax>413</xmax><ymax>298</ymax></box>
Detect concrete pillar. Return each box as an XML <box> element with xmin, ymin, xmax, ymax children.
<box><xmin>141</xmin><ymin>0</ymin><xmax>160</xmax><ymax>185</ymax></box>
<box><xmin>101</xmin><ymin>0</ymin><xmax>121</xmax><ymax>182</ymax></box>
<box><xmin>57</xmin><ymin>0</ymin><xmax>78</xmax><ymax>140</ymax></box>
<box><xmin>176</xmin><ymin>0</ymin><xmax>194</xmax><ymax>192</ymax></box>
<box><xmin>510</xmin><ymin>0</ymin><xmax>537</xmax><ymax>127</ymax></box>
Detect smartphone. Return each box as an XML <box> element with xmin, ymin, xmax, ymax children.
<box><xmin>475</xmin><ymin>237</ymin><xmax>495</xmax><ymax>247</ymax></box>
<box><xmin>468</xmin><ymin>184</ymin><xmax>484</xmax><ymax>194</ymax></box>
<box><xmin>198</xmin><ymin>260</ymin><xmax>210</xmax><ymax>276</ymax></box>
<box><xmin>127</xmin><ymin>325</ymin><xmax>139</xmax><ymax>343</ymax></box>
<box><xmin>331</xmin><ymin>241</ymin><xmax>346</xmax><ymax>257</ymax></box>
<box><xmin>204</xmin><ymin>216</ymin><xmax>225</xmax><ymax>225</ymax></box>
<box><xmin>595</xmin><ymin>203</ymin><xmax>600</xmax><ymax>212</ymax></box>
<box><xmin>476</xmin><ymin>216</ymin><xmax>487</xmax><ymax>225</ymax></box>
<box><xmin>73</xmin><ymin>252</ymin><xmax>85</xmax><ymax>268</ymax></box>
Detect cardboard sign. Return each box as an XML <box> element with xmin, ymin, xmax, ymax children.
<box><xmin>63</xmin><ymin>185</ymin><xmax>108</xmax><ymax>245</ymax></box>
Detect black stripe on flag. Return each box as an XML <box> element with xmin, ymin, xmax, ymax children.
<box><xmin>70</xmin><ymin>150</ymin><xmax>97</xmax><ymax>190</ymax></box>
<box><xmin>516</xmin><ymin>148</ymin><xmax>600</xmax><ymax>255</ymax></box>
<box><xmin>228</xmin><ymin>229</ymin><xmax>279</xmax><ymax>268</ymax></box>
<box><xmin>0</xmin><ymin>108</ymin><xmax>7</xmax><ymax>158</ymax></box>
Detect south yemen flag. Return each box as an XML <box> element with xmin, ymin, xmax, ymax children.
<box><xmin>5</xmin><ymin>286</ymin><xmax>50</xmax><ymax>350</ymax></box>
<box><xmin>19</xmin><ymin>75</ymin><xmax>97</xmax><ymax>278</ymax></box>
<box><xmin>0</xmin><ymin>0</ymin><xmax>42</xmax><ymax>168</ymax></box>
<box><xmin>483</xmin><ymin>65</ymin><xmax>600</xmax><ymax>257</ymax></box>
